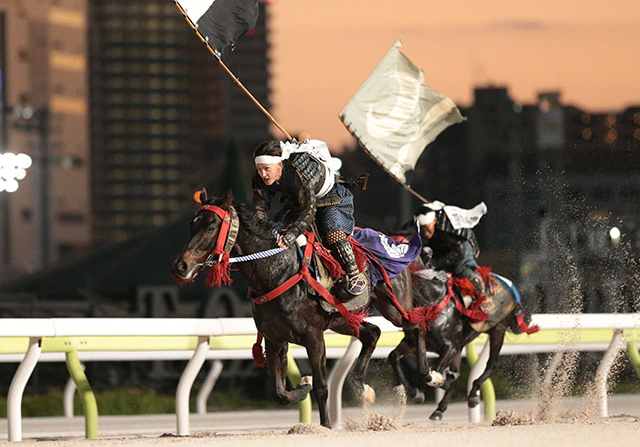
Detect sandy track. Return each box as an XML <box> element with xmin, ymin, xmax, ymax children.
<box><xmin>2</xmin><ymin>417</ymin><xmax>638</xmax><ymax>447</ymax></box>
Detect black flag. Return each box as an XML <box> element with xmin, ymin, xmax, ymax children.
<box><xmin>176</xmin><ymin>0</ymin><xmax>259</xmax><ymax>56</ymax></box>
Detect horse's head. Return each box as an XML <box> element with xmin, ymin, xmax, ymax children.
<box><xmin>172</xmin><ymin>188</ymin><xmax>237</xmax><ymax>283</ymax></box>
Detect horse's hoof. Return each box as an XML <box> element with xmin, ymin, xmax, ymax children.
<box><xmin>361</xmin><ymin>384</ymin><xmax>376</xmax><ymax>405</ymax></box>
<box><xmin>413</xmin><ymin>390</ymin><xmax>425</xmax><ymax>404</ymax></box>
<box><xmin>300</xmin><ymin>375</ymin><xmax>313</xmax><ymax>388</ymax></box>
<box><xmin>468</xmin><ymin>395</ymin><xmax>480</xmax><ymax>408</ymax></box>
<box><xmin>429</xmin><ymin>410</ymin><xmax>443</xmax><ymax>421</ymax></box>
<box><xmin>426</xmin><ymin>370</ymin><xmax>444</xmax><ymax>388</ymax></box>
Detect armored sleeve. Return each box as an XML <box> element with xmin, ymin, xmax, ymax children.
<box><xmin>251</xmin><ymin>173</ymin><xmax>274</xmax><ymax>221</ymax></box>
<box><xmin>429</xmin><ymin>232</ymin><xmax>466</xmax><ymax>272</ymax></box>
<box><xmin>281</xmin><ymin>154</ymin><xmax>322</xmax><ymax>245</ymax></box>
<box><xmin>468</xmin><ymin>230</ymin><xmax>480</xmax><ymax>258</ymax></box>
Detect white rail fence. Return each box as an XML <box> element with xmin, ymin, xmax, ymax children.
<box><xmin>1</xmin><ymin>314</ymin><xmax>639</xmax><ymax>442</ymax></box>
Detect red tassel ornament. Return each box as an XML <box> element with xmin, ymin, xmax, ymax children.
<box><xmin>206</xmin><ymin>252</ymin><xmax>233</xmax><ymax>287</ymax></box>
<box><xmin>252</xmin><ymin>333</ymin><xmax>266</xmax><ymax>368</ymax></box>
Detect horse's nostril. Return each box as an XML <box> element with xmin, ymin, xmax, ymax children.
<box><xmin>176</xmin><ymin>260</ymin><xmax>187</xmax><ymax>273</ymax></box>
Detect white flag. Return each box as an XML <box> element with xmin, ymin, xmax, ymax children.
<box><xmin>340</xmin><ymin>40</ymin><xmax>464</xmax><ymax>185</ymax></box>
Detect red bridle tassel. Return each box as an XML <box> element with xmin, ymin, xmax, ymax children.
<box><xmin>206</xmin><ymin>252</ymin><xmax>233</xmax><ymax>287</ymax></box>
<box><xmin>252</xmin><ymin>333</ymin><xmax>266</xmax><ymax>368</ymax></box>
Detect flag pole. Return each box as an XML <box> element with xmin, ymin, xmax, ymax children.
<box><xmin>173</xmin><ymin>1</ymin><xmax>293</xmax><ymax>141</ymax></box>
<box><xmin>361</xmin><ymin>143</ymin><xmax>430</xmax><ymax>204</ymax></box>
<box><xmin>347</xmin><ymin>130</ymin><xmax>430</xmax><ymax>204</ymax></box>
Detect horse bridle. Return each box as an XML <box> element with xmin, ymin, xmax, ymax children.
<box><xmin>197</xmin><ymin>205</ymin><xmax>240</xmax><ymax>268</ymax></box>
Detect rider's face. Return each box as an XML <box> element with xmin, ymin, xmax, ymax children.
<box><xmin>420</xmin><ymin>219</ymin><xmax>437</xmax><ymax>239</ymax></box>
<box><xmin>256</xmin><ymin>162</ymin><xmax>283</xmax><ymax>186</ymax></box>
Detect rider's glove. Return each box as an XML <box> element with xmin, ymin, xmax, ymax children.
<box><xmin>421</xmin><ymin>246</ymin><xmax>433</xmax><ymax>263</ymax></box>
<box><xmin>434</xmin><ymin>270</ymin><xmax>449</xmax><ymax>283</ymax></box>
<box><xmin>281</xmin><ymin>228</ymin><xmax>300</xmax><ymax>247</ymax></box>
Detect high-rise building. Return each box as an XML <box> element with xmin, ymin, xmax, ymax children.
<box><xmin>473</xmin><ymin>87</ymin><xmax>640</xmax><ymax>312</ymax></box>
<box><xmin>0</xmin><ymin>0</ymin><xmax>91</xmax><ymax>280</ymax></box>
<box><xmin>88</xmin><ymin>0</ymin><xmax>272</xmax><ymax>243</ymax></box>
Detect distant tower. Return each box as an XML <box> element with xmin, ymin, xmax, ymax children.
<box><xmin>536</xmin><ymin>91</ymin><xmax>564</xmax><ymax>171</ymax></box>
<box><xmin>0</xmin><ymin>0</ymin><xmax>91</xmax><ymax>278</ymax></box>
<box><xmin>88</xmin><ymin>0</ymin><xmax>272</xmax><ymax>243</ymax></box>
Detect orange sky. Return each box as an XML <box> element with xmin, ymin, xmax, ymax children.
<box><xmin>267</xmin><ymin>0</ymin><xmax>640</xmax><ymax>149</ymax></box>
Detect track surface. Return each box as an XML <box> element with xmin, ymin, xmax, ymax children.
<box><xmin>1</xmin><ymin>394</ymin><xmax>638</xmax><ymax>446</ymax></box>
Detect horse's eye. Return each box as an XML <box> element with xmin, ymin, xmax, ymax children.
<box><xmin>207</xmin><ymin>226</ymin><xmax>215</xmax><ymax>233</ymax></box>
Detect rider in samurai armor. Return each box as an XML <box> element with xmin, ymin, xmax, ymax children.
<box><xmin>251</xmin><ymin>137</ymin><xmax>367</xmax><ymax>296</ymax></box>
<box><xmin>412</xmin><ymin>201</ymin><xmax>487</xmax><ymax>292</ymax></box>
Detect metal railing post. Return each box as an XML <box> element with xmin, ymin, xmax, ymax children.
<box><xmin>327</xmin><ymin>336</ymin><xmax>361</xmax><ymax>429</ymax></box>
<box><xmin>65</xmin><ymin>349</ymin><xmax>98</xmax><ymax>439</ymax></box>
<box><xmin>63</xmin><ymin>376</ymin><xmax>77</xmax><ymax>418</ymax></box>
<box><xmin>595</xmin><ymin>329</ymin><xmax>625</xmax><ymax>418</ymax></box>
<box><xmin>7</xmin><ymin>337</ymin><xmax>41</xmax><ymax>442</ymax></box>
<box><xmin>196</xmin><ymin>359</ymin><xmax>224</xmax><ymax>415</ymax></box>
<box><xmin>286</xmin><ymin>349</ymin><xmax>312</xmax><ymax>423</ymax></box>
<box><xmin>176</xmin><ymin>335</ymin><xmax>210</xmax><ymax>436</ymax></box>
<box><xmin>626</xmin><ymin>334</ymin><xmax>640</xmax><ymax>380</ymax></box>
<box><xmin>466</xmin><ymin>340</ymin><xmax>496</xmax><ymax>422</ymax></box>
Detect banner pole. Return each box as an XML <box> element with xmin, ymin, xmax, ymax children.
<box><xmin>173</xmin><ymin>1</ymin><xmax>293</xmax><ymax>141</ymax></box>
<box><xmin>354</xmin><ymin>139</ymin><xmax>430</xmax><ymax>204</ymax></box>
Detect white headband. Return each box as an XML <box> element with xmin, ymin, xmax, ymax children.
<box><xmin>254</xmin><ymin>155</ymin><xmax>282</xmax><ymax>166</ymax></box>
<box><xmin>415</xmin><ymin>211</ymin><xmax>436</xmax><ymax>226</ymax></box>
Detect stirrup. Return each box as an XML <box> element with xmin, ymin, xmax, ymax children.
<box><xmin>470</xmin><ymin>273</ymin><xmax>486</xmax><ymax>294</ymax></box>
<box><xmin>346</xmin><ymin>273</ymin><xmax>367</xmax><ymax>296</ymax></box>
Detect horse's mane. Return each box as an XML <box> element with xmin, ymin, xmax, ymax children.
<box><xmin>204</xmin><ymin>197</ymin><xmax>276</xmax><ymax>241</ymax></box>
<box><xmin>235</xmin><ymin>204</ymin><xmax>278</xmax><ymax>241</ymax></box>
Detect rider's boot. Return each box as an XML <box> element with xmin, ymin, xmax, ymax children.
<box><xmin>329</xmin><ymin>235</ymin><xmax>367</xmax><ymax>296</ymax></box>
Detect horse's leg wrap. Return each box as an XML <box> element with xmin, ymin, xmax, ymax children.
<box><xmin>426</xmin><ymin>369</ymin><xmax>445</xmax><ymax>387</ymax></box>
<box><xmin>330</xmin><ymin>234</ymin><xmax>367</xmax><ymax>295</ymax></box>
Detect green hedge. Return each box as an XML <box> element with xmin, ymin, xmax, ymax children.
<box><xmin>0</xmin><ymin>387</ymin><xmax>282</xmax><ymax>418</ymax></box>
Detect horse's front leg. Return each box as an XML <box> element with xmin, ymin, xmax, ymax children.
<box><xmin>302</xmin><ymin>329</ymin><xmax>331</xmax><ymax>428</ymax></box>
<box><xmin>388</xmin><ymin>334</ymin><xmax>425</xmax><ymax>403</ymax></box>
<box><xmin>468</xmin><ymin>326</ymin><xmax>505</xmax><ymax>408</ymax></box>
<box><xmin>413</xmin><ymin>325</ymin><xmax>429</xmax><ymax>376</ymax></box>
<box><xmin>265</xmin><ymin>338</ymin><xmax>312</xmax><ymax>405</ymax></box>
<box><xmin>329</xmin><ymin>318</ymin><xmax>381</xmax><ymax>405</ymax></box>
<box><xmin>430</xmin><ymin>352</ymin><xmax>462</xmax><ymax>421</ymax></box>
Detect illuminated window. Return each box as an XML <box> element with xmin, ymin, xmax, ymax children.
<box><xmin>633</xmin><ymin>129</ymin><xmax>640</xmax><ymax>140</ymax></box>
<box><xmin>582</xmin><ymin>128</ymin><xmax>592</xmax><ymax>140</ymax></box>
<box><xmin>153</xmin><ymin>215</ymin><xmax>167</xmax><ymax>225</ymax></box>
<box><xmin>604</xmin><ymin>129</ymin><xmax>618</xmax><ymax>143</ymax></box>
<box><xmin>604</xmin><ymin>114</ymin><xmax>617</xmax><ymax>127</ymax></box>
<box><xmin>633</xmin><ymin>113</ymin><xmax>640</xmax><ymax>125</ymax></box>
<box><xmin>581</xmin><ymin>114</ymin><xmax>591</xmax><ymax>125</ymax></box>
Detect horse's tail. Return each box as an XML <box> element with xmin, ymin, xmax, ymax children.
<box><xmin>509</xmin><ymin>309</ymin><xmax>539</xmax><ymax>334</ymax></box>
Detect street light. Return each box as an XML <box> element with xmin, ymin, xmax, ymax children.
<box><xmin>0</xmin><ymin>151</ymin><xmax>32</xmax><ymax>193</ymax></box>
<box><xmin>609</xmin><ymin>226</ymin><xmax>621</xmax><ymax>246</ymax></box>
<box><xmin>2</xmin><ymin>105</ymin><xmax>50</xmax><ymax>268</ymax></box>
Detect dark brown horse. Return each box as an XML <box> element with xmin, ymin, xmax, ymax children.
<box><xmin>172</xmin><ymin>190</ymin><xmax>431</xmax><ymax>428</ymax></box>
<box><xmin>387</xmin><ymin>267</ymin><xmax>536</xmax><ymax>420</ymax></box>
